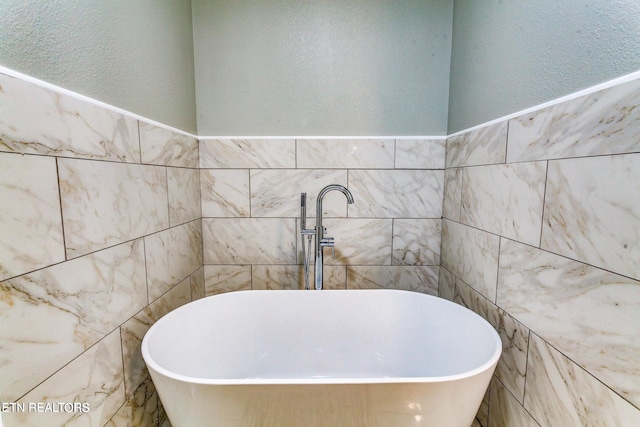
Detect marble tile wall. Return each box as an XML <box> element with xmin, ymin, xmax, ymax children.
<box><xmin>200</xmin><ymin>137</ymin><xmax>445</xmax><ymax>295</ymax></box>
<box><xmin>0</xmin><ymin>71</ymin><xmax>202</xmax><ymax>427</ymax></box>
<box><xmin>5</xmin><ymin>64</ymin><xmax>639</xmax><ymax>427</ymax></box>
<box><xmin>441</xmin><ymin>76</ymin><xmax>640</xmax><ymax>426</ymax></box>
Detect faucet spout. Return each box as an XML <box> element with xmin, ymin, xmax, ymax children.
<box><xmin>315</xmin><ymin>184</ymin><xmax>355</xmax><ymax>226</ymax></box>
<box><xmin>314</xmin><ymin>184</ymin><xmax>354</xmax><ymax>290</ymax></box>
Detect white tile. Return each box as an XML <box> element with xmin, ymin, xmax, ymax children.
<box><xmin>392</xmin><ymin>219</ymin><xmax>441</xmax><ymax>265</ymax></box>
<box><xmin>58</xmin><ymin>158</ymin><xmax>169</xmax><ymax>258</ymax></box>
<box><xmin>105</xmin><ymin>377</ymin><xmax>158</xmax><ymax>427</ymax></box>
<box><xmin>447</xmin><ymin>278</ymin><xmax>529</xmax><ymax>402</ymax></box>
<box><xmin>321</xmin><ymin>218</ymin><xmax>393</xmax><ymax>266</ymax></box>
<box><xmin>204</xmin><ymin>265</ymin><xmax>252</xmax><ymax>295</ymax></box>
<box><xmin>442</xmin><ymin>167</ymin><xmax>462</xmax><ymax>222</ymax></box>
<box><xmin>489</xmin><ymin>378</ymin><xmax>540</xmax><ymax>427</ymax></box>
<box><xmin>145</xmin><ymin>221</ymin><xmax>203</xmax><ymax>302</ymax></box>
<box><xmin>474</xmin><ymin>387</ymin><xmax>490</xmax><ymax>427</ymax></box>
<box><xmin>199</xmin><ymin>139</ymin><xmax>295</xmax><ymax>168</ymax></box>
<box><xmin>6</xmin><ymin>330</ymin><xmax>125</xmax><ymax>427</ymax></box>
<box><xmin>297</xmin><ymin>139</ymin><xmax>394</xmax><ymax>169</ymax></box>
<box><xmin>438</xmin><ymin>267</ymin><xmax>456</xmax><ymax>300</ymax></box>
<box><xmin>498</xmin><ymin>238</ymin><xmax>640</xmax><ymax>407</ymax></box>
<box><xmin>445</xmin><ymin>121</ymin><xmax>507</xmax><ymax>167</ymax></box>
<box><xmin>348</xmin><ymin>170</ymin><xmax>443</xmax><ymax>218</ymax></box>
<box><xmin>252</xmin><ymin>265</ymin><xmax>304</xmax><ymax>290</ymax></box>
<box><xmin>542</xmin><ymin>153</ymin><xmax>640</xmax><ymax>281</ymax></box>
<box><xmin>140</xmin><ymin>121</ymin><xmax>198</xmax><ymax>167</ymax></box>
<box><xmin>492</xmin><ymin>308</ymin><xmax>529</xmax><ymax>404</ymax></box>
<box><xmin>0</xmin><ymin>73</ymin><xmax>139</xmax><ymax>162</ymax></box>
<box><xmin>525</xmin><ymin>334</ymin><xmax>640</xmax><ymax>427</ymax></box>
<box><xmin>460</xmin><ymin>162</ymin><xmax>546</xmax><ymax>246</ymax></box>
<box><xmin>0</xmin><ymin>239</ymin><xmax>146</xmax><ymax>402</ymax></box>
<box><xmin>168</xmin><ymin>167</ymin><xmax>201</xmax><ymax>225</ymax></box>
<box><xmin>297</xmin><ymin>218</ymin><xmax>391</xmax><ymax>266</ymax></box>
<box><xmin>292</xmin><ymin>254</ymin><xmax>347</xmax><ymax>289</ymax></box>
<box><xmin>200</xmin><ymin>169</ymin><xmax>250</xmax><ymax>217</ymax></box>
<box><xmin>190</xmin><ymin>266</ymin><xmax>205</xmax><ymax>300</ymax></box>
<box><xmin>314</xmin><ymin>266</ymin><xmax>347</xmax><ymax>290</ymax></box>
<box><xmin>440</xmin><ymin>220</ymin><xmax>500</xmax><ymax>302</ymax></box>
<box><xmin>250</xmin><ymin>169</ymin><xmax>348</xmax><ymax>218</ymax></box>
<box><xmin>347</xmin><ymin>266</ymin><xmax>439</xmax><ymax>295</ymax></box>
<box><xmin>0</xmin><ymin>153</ymin><xmax>65</xmax><ymax>281</ymax></box>
<box><xmin>446</xmin><ymin>277</ymin><xmax>495</xmax><ymax>324</ymax></box>
<box><xmin>202</xmin><ymin>218</ymin><xmax>296</xmax><ymax>264</ymax></box>
<box><xmin>395</xmin><ymin>139</ymin><xmax>445</xmax><ymax>169</ymax></box>
<box><xmin>121</xmin><ymin>278</ymin><xmax>190</xmax><ymax>397</ymax></box>
<box><xmin>508</xmin><ymin>78</ymin><xmax>640</xmax><ymax>162</ymax></box>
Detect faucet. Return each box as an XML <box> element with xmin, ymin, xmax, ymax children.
<box><xmin>314</xmin><ymin>184</ymin><xmax>355</xmax><ymax>290</ymax></box>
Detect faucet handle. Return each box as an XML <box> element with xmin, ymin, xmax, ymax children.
<box><xmin>321</xmin><ymin>236</ymin><xmax>335</xmax><ymax>247</ymax></box>
<box><xmin>320</xmin><ymin>237</ymin><xmax>337</xmax><ymax>258</ymax></box>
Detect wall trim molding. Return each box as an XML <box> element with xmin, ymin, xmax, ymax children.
<box><xmin>197</xmin><ymin>135</ymin><xmax>448</xmax><ymax>140</ymax></box>
<box><xmin>447</xmin><ymin>69</ymin><xmax>640</xmax><ymax>138</ymax></box>
<box><xmin>0</xmin><ymin>65</ymin><xmax>198</xmax><ymax>140</ymax></box>
<box><xmin>3</xmin><ymin>64</ymin><xmax>639</xmax><ymax>142</ymax></box>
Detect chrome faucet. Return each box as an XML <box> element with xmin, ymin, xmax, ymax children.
<box><xmin>313</xmin><ymin>184</ymin><xmax>355</xmax><ymax>290</ymax></box>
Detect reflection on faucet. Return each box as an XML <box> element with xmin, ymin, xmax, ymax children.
<box><xmin>314</xmin><ymin>185</ymin><xmax>355</xmax><ymax>290</ymax></box>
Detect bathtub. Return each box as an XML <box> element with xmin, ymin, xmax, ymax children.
<box><xmin>142</xmin><ymin>289</ymin><xmax>501</xmax><ymax>427</ymax></box>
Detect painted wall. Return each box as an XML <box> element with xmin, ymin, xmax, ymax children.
<box><xmin>4</xmin><ymin>0</ymin><xmax>639</xmax><ymax>137</ymax></box>
<box><xmin>0</xmin><ymin>0</ymin><xmax>197</xmax><ymax>133</ymax></box>
<box><xmin>441</xmin><ymin>76</ymin><xmax>640</xmax><ymax>426</ymax></box>
<box><xmin>448</xmin><ymin>0</ymin><xmax>640</xmax><ymax>133</ymax></box>
<box><xmin>192</xmin><ymin>0</ymin><xmax>453</xmax><ymax>136</ymax></box>
<box><xmin>0</xmin><ymin>71</ymin><xmax>203</xmax><ymax>426</ymax></box>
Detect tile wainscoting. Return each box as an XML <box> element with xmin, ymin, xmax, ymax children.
<box><xmin>0</xmin><ymin>72</ymin><xmax>203</xmax><ymax>426</ymax></box>
<box><xmin>441</xmin><ymin>76</ymin><xmax>640</xmax><ymax>426</ymax></box>
<box><xmin>200</xmin><ymin>137</ymin><xmax>444</xmax><ymax>295</ymax></box>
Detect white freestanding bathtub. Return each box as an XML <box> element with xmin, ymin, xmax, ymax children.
<box><xmin>142</xmin><ymin>290</ymin><xmax>501</xmax><ymax>427</ymax></box>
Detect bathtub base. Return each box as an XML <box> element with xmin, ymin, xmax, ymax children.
<box><xmin>143</xmin><ymin>290</ymin><xmax>502</xmax><ymax>427</ymax></box>
<box><xmin>150</xmin><ymin>367</ymin><xmax>495</xmax><ymax>427</ymax></box>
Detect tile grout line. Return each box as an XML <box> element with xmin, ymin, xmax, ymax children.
<box><xmin>538</xmin><ymin>161</ymin><xmax>550</xmax><ymax>249</ymax></box>
<box><xmin>55</xmin><ymin>157</ymin><xmax>69</xmax><ymax>262</ymax></box>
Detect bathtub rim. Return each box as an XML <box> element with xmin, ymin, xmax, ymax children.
<box><xmin>141</xmin><ymin>289</ymin><xmax>502</xmax><ymax>386</ymax></box>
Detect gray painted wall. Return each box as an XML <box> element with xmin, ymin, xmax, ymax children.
<box><xmin>192</xmin><ymin>0</ymin><xmax>453</xmax><ymax>136</ymax></box>
<box><xmin>2</xmin><ymin>1</ymin><xmax>640</xmax><ymax>136</ymax></box>
<box><xmin>0</xmin><ymin>0</ymin><xmax>197</xmax><ymax>134</ymax></box>
<box><xmin>448</xmin><ymin>0</ymin><xmax>640</xmax><ymax>133</ymax></box>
